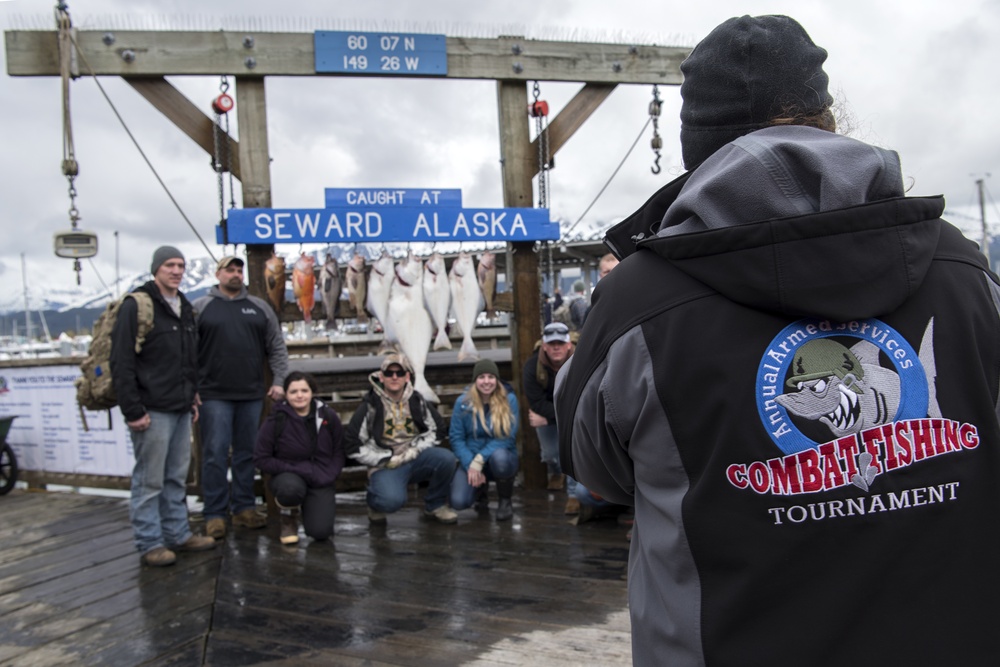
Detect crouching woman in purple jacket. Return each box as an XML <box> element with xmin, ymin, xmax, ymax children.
<box><xmin>253</xmin><ymin>371</ymin><xmax>345</xmax><ymax>545</ymax></box>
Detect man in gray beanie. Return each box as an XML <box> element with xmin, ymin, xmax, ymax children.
<box><xmin>111</xmin><ymin>245</ymin><xmax>215</xmax><ymax>566</ymax></box>
<box><xmin>557</xmin><ymin>15</ymin><xmax>1000</xmax><ymax>666</ymax></box>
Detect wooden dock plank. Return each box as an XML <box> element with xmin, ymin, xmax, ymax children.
<box><xmin>0</xmin><ymin>486</ymin><xmax>631</xmax><ymax>666</ymax></box>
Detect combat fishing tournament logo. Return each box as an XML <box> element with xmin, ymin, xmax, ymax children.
<box><xmin>726</xmin><ymin>318</ymin><xmax>979</xmax><ymax>501</ymax></box>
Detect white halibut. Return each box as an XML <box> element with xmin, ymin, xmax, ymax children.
<box><xmin>387</xmin><ymin>252</ymin><xmax>438</xmax><ymax>403</ymax></box>
<box><xmin>366</xmin><ymin>250</ymin><xmax>396</xmax><ymax>343</ymax></box>
<box><xmin>449</xmin><ymin>251</ymin><xmax>482</xmax><ymax>362</ymax></box>
<box><xmin>423</xmin><ymin>252</ymin><xmax>452</xmax><ymax>350</ymax></box>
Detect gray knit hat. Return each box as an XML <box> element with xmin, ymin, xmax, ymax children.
<box><xmin>680</xmin><ymin>15</ymin><xmax>833</xmax><ymax>170</ymax></box>
<box><xmin>150</xmin><ymin>245</ymin><xmax>185</xmax><ymax>275</ymax></box>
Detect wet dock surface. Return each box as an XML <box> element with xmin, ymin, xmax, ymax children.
<box><xmin>0</xmin><ymin>488</ymin><xmax>631</xmax><ymax>665</ymax></box>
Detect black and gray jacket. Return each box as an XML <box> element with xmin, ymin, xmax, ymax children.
<box><xmin>555</xmin><ymin>126</ymin><xmax>1000</xmax><ymax>666</ymax></box>
<box><xmin>192</xmin><ymin>285</ymin><xmax>288</xmax><ymax>401</ymax></box>
<box><xmin>344</xmin><ymin>372</ymin><xmax>447</xmax><ymax>468</ymax></box>
<box><xmin>110</xmin><ymin>280</ymin><xmax>198</xmax><ymax>422</ymax></box>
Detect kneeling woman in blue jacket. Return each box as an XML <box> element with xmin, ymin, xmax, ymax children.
<box><xmin>449</xmin><ymin>359</ymin><xmax>519</xmax><ymax>521</ymax></box>
<box><xmin>254</xmin><ymin>371</ymin><xmax>345</xmax><ymax>544</ymax></box>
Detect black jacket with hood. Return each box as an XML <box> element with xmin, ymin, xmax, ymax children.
<box><xmin>555</xmin><ymin>126</ymin><xmax>1000</xmax><ymax>666</ymax></box>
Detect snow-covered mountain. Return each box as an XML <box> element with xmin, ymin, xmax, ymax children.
<box><xmin>0</xmin><ymin>256</ymin><xmax>219</xmax><ymax>315</ymax></box>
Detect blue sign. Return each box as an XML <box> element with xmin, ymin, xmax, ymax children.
<box><xmin>315</xmin><ymin>31</ymin><xmax>447</xmax><ymax>76</ymax></box>
<box><xmin>221</xmin><ymin>207</ymin><xmax>557</xmax><ymax>244</ymax></box>
<box><xmin>324</xmin><ymin>188</ymin><xmax>462</xmax><ymax>208</ymax></box>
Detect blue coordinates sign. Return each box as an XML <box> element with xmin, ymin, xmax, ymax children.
<box><xmin>314</xmin><ymin>31</ymin><xmax>447</xmax><ymax>76</ymax></box>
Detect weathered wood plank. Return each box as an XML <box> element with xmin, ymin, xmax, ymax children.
<box><xmin>7</xmin><ymin>30</ymin><xmax>688</xmax><ymax>84</ymax></box>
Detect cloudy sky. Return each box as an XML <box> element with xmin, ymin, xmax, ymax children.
<box><xmin>1</xmin><ymin>0</ymin><xmax>998</xmax><ymax>311</ymax></box>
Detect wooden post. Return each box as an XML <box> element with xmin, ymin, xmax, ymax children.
<box><xmin>234</xmin><ymin>77</ymin><xmax>273</xmax><ymax>303</ymax></box>
<box><xmin>497</xmin><ymin>79</ymin><xmax>547</xmax><ymax>490</ymax></box>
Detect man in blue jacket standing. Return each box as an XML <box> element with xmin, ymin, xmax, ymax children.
<box><xmin>111</xmin><ymin>245</ymin><xmax>216</xmax><ymax>567</ymax></box>
<box><xmin>192</xmin><ymin>255</ymin><xmax>289</xmax><ymax>540</ymax></box>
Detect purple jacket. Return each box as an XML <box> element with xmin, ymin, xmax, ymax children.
<box><xmin>254</xmin><ymin>400</ymin><xmax>345</xmax><ymax>488</ymax></box>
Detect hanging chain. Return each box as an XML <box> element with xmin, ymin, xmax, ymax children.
<box><xmin>57</xmin><ymin>2</ymin><xmax>84</xmax><ymax>284</ymax></box>
<box><xmin>649</xmin><ymin>85</ymin><xmax>663</xmax><ymax>175</ymax></box>
<box><xmin>212</xmin><ymin>75</ymin><xmax>236</xmax><ymax>247</ymax></box>
<box><xmin>533</xmin><ymin>81</ymin><xmax>550</xmax><ymax>209</ymax></box>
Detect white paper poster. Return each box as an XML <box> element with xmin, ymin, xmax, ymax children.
<box><xmin>0</xmin><ymin>365</ymin><xmax>134</xmax><ymax>477</ymax></box>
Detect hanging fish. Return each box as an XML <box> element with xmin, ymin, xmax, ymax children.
<box><xmin>320</xmin><ymin>253</ymin><xmax>340</xmax><ymax>329</ymax></box>
<box><xmin>477</xmin><ymin>251</ymin><xmax>497</xmax><ymax>321</ymax></box>
<box><xmin>449</xmin><ymin>251</ymin><xmax>482</xmax><ymax>362</ymax></box>
<box><xmin>264</xmin><ymin>252</ymin><xmax>286</xmax><ymax>313</ymax></box>
<box><xmin>366</xmin><ymin>250</ymin><xmax>396</xmax><ymax>342</ymax></box>
<box><xmin>345</xmin><ymin>253</ymin><xmax>368</xmax><ymax>323</ymax></box>
<box><xmin>423</xmin><ymin>252</ymin><xmax>452</xmax><ymax>350</ymax></box>
<box><xmin>292</xmin><ymin>253</ymin><xmax>316</xmax><ymax>324</ymax></box>
<box><xmin>387</xmin><ymin>252</ymin><xmax>438</xmax><ymax>403</ymax></box>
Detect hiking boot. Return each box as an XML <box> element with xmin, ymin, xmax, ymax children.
<box><xmin>280</xmin><ymin>510</ymin><xmax>299</xmax><ymax>545</ymax></box>
<box><xmin>173</xmin><ymin>534</ymin><xmax>216</xmax><ymax>552</ymax></box>
<box><xmin>205</xmin><ymin>517</ymin><xmax>226</xmax><ymax>539</ymax></box>
<box><xmin>547</xmin><ymin>473</ymin><xmax>565</xmax><ymax>490</ymax></box>
<box><xmin>564</xmin><ymin>497</ymin><xmax>581</xmax><ymax>515</ymax></box>
<box><xmin>368</xmin><ymin>507</ymin><xmax>388</xmax><ymax>524</ymax></box>
<box><xmin>141</xmin><ymin>547</ymin><xmax>176</xmax><ymax>567</ymax></box>
<box><xmin>572</xmin><ymin>503</ymin><xmax>596</xmax><ymax>526</ymax></box>
<box><xmin>232</xmin><ymin>508</ymin><xmax>266</xmax><ymax>529</ymax></box>
<box><xmin>423</xmin><ymin>504</ymin><xmax>458</xmax><ymax>524</ymax></box>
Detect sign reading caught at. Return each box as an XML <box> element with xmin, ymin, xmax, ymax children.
<box><xmin>220</xmin><ymin>187</ymin><xmax>558</xmax><ymax>244</ymax></box>
<box><xmin>314</xmin><ymin>31</ymin><xmax>447</xmax><ymax>76</ymax></box>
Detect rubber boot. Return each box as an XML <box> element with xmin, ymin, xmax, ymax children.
<box><xmin>495</xmin><ymin>478</ymin><xmax>514</xmax><ymax>522</ymax></box>
<box><xmin>474</xmin><ymin>484</ymin><xmax>490</xmax><ymax>513</ymax></box>
<box><xmin>277</xmin><ymin>502</ymin><xmax>300</xmax><ymax>545</ymax></box>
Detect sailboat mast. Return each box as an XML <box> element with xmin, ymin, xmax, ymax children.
<box><xmin>20</xmin><ymin>253</ymin><xmax>32</xmax><ymax>341</ymax></box>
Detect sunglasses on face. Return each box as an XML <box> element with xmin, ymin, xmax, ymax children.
<box><xmin>382</xmin><ymin>369</ymin><xmax>408</xmax><ymax>378</ymax></box>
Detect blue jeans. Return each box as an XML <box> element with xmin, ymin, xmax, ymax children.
<box><xmin>129</xmin><ymin>410</ymin><xmax>194</xmax><ymax>554</ymax></box>
<box><xmin>536</xmin><ymin>424</ymin><xmax>578</xmax><ymax>495</ymax></box>
<box><xmin>573</xmin><ymin>481</ymin><xmax>614</xmax><ymax>509</ymax></box>
<box><xmin>199</xmin><ymin>398</ymin><xmax>263</xmax><ymax>519</ymax></box>
<box><xmin>450</xmin><ymin>447</ymin><xmax>519</xmax><ymax>510</ymax></box>
<box><xmin>367</xmin><ymin>447</ymin><xmax>458</xmax><ymax>513</ymax></box>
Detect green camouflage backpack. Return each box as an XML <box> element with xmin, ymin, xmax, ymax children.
<box><xmin>75</xmin><ymin>292</ymin><xmax>155</xmax><ymax>428</ymax></box>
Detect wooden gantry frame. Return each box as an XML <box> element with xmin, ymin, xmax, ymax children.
<box><xmin>6</xmin><ymin>25</ymin><xmax>687</xmax><ymax>488</ymax></box>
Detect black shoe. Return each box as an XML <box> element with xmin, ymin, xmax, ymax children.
<box><xmin>474</xmin><ymin>485</ymin><xmax>490</xmax><ymax>513</ymax></box>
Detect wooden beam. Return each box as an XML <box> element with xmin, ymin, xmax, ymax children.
<box><xmin>497</xmin><ymin>79</ymin><xmax>547</xmax><ymax>491</ymax></box>
<box><xmin>125</xmin><ymin>77</ymin><xmax>241</xmax><ymax>181</ymax></box>
<box><xmin>529</xmin><ymin>82</ymin><xmax>617</xmax><ymax>175</ymax></box>
<box><xmin>6</xmin><ymin>30</ymin><xmax>688</xmax><ymax>85</ymax></box>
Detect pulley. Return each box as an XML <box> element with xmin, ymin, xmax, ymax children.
<box><xmin>212</xmin><ymin>93</ymin><xmax>234</xmax><ymax>114</ymax></box>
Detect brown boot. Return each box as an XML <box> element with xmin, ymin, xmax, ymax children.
<box><xmin>547</xmin><ymin>473</ymin><xmax>565</xmax><ymax>490</ymax></box>
<box><xmin>232</xmin><ymin>507</ymin><xmax>267</xmax><ymax>529</ymax></box>
<box><xmin>141</xmin><ymin>546</ymin><xmax>176</xmax><ymax>567</ymax></box>
<box><xmin>564</xmin><ymin>497</ymin><xmax>581</xmax><ymax>515</ymax></box>
<box><xmin>280</xmin><ymin>508</ymin><xmax>300</xmax><ymax>545</ymax></box>
<box><xmin>173</xmin><ymin>534</ymin><xmax>216</xmax><ymax>552</ymax></box>
<box><xmin>205</xmin><ymin>517</ymin><xmax>226</xmax><ymax>539</ymax></box>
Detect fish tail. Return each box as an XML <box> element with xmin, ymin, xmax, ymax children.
<box><xmin>413</xmin><ymin>375</ymin><xmax>440</xmax><ymax>404</ymax></box>
<box><xmin>457</xmin><ymin>336</ymin><xmax>479</xmax><ymax>362</ymax></box>
<box><xmin>433</xmin><ymin>328</ymin><xmax>452</xmax><ymax>350</ymax></box>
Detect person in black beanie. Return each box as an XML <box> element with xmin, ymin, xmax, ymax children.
<box><xmin>558</xmin><ymin>14</ymin><xmax>1000</xmax><ymax>666</ymax></box>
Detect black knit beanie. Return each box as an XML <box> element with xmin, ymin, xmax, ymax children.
<box><xmin>680</xmin><ymin>15</ymin><xmax>833</xmax><ymax>170</ymax></box>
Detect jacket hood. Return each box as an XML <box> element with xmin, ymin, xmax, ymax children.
<box><xmin>206</xmin><ymin>284</ymin><xmax>249</xmax><ymax>300</ymax></box>
<box><xmin>605</xmin><ymin>127</ymin><xmax>947</xmax><ymax>321</ymax></box>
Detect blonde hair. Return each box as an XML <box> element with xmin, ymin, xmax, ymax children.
<box><xmin>468</xmin><ymin>381</ymin><xmax>513</xmax><ymax>438</ymax></box>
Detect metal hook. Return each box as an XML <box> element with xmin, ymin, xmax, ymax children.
<box><xmin>651</xmin><ymin>153</ymin><xmax>662</xmax><ymax>175</ymax></box>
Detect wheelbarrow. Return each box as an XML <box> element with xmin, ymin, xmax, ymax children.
<box><xmin>0</xmin><ymin>415</ymin><xmax>20</xmax><ymax>495</ymax></box>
